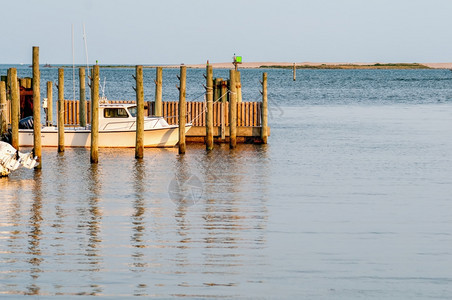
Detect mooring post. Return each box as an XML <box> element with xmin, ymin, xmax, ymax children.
<box><xmin>0</xmin><ymin>81</ymin><xmax>6</xmax><ymax>135</ymax></box>
<box><xmin>79</xmin><ymin>67</ymin><xmax>86</xmax><ymax>127</ymax></box>
<box><xmin>57</xmin><ymin>68</ymin><xmax>65</xmax><ymax>153</ymax></box>
<box><xmin>32</xmin><ymin>46</ymin><xmax>42</xmax><ymax>168</ymax></box>
<box><xmin>90</xmin><ymin>65</ymin><xmax>100</xmax><ymax>164</ymax></box>
<box><xmin>229</xmin><ymin>70</ymin><xmax>237</xmax><ymax>148</ymax></box>
<box><xmin>261</xmin><ymin>72</ymin><xmax>268</xmax><ymax>144</ymax></box>
<box><xmin>10</xmin><ymin>68</ymin><xmax>19</xmax><ymax>150</ymax></box>
<box><xmin>220</xmin><ymin>80</ymin><xmax>227</xmax><ymax>141</ymax></box>
<box><xmin>154</xmin><ymin>66</ymin><xmax>163</xmax><ymax>117</ymax></box>
<box><xmin>46</xmin><ymin>81</ymin><xmax>53</xmax><ymax>126</ymax></box>
<box><xmin>135</xmin><ymin>65</ymin><xmax>144</xmax><ymax>159</ymax></box>
<box><xmin>293</xmin><ymin>63</ymin><xmax>296</xmax><ymax>81</ymax></box>
<box><xmin>178</xmin><ymin>65</ymin><xmax>186</xmax><ymax>154</ymax></box>
<box><xmin>206</xmin><ymin>64</ymin><xmax>214</xmax><ymax>150</ymax></box>
<box><xmin>236</xmin><ymin>71</ymin><xmax>242</xmax><ymax>103</ymax></box>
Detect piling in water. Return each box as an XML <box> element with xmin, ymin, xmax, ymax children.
<box><xmin>10</xmin><ymin>68</ymin><xmax>19</xmax><ymax>150</ymax></box>
<box><xmin>32</xmin><ymin>47</ymin><xmax>42</xmax><ymax>168</ymax></box>
<box><xmin>135</xmin><ymin>65</ymin><xmax>144</xmax><ymax>159</ymax></box>
<box><xmin>57</xmin><ymin>68</ymin><xmax>65</xmax><ymax>153</ymax></box>
<box><xmin>293</xmin><ymin>63</ymin><xmax>296</xmax><ymax>81</ymax></box>
<box><xmin>229</xmin><ymin>70</ymin><xmax>237</xmax><ymax>148</ymax></box>
<box><xmin>90</xmin><ymin>65</ymin><xmax>100</xmax><ymax>163</ymax></box>
<box><xmin>220</xmin><ymin>80</ymin><xmax>227</xmax><ymax>141</ymax></box>
<box><xmin>79</xmin><ymin>67</ymin><xmax>86</xmax><ymax>127</ymax></box>
<box><xmin>0</xmin><ymin>81</ymin><xmax>6</xmax><ymax>135</ymax></box>
<box><xmin>261</xmin><ymin>72</ymin><xmax>268</xmax><ymax>144</ymax></box>
<box><xmin>46</xmin><ymin>81</ymin><xmax>53</xmax><ymax>126</ymax></box>
<box><xmin>236</xmin><ymin>71</ymin><xmax>242</xmax><ymax>103</ymax></box>
<box><xmin>154</xmin><ymin>67</ymin><xmax>163</xmax><ymax>117</ymax></box>
<box><xmin>205</xmin><ymin>64</ymin><xmax>214</xmax><ymax>150</ymax></box>
<box><xmin>178</xmin><ymin>65</ymin><xmax>186</xmax><ymax>154</ymax></box>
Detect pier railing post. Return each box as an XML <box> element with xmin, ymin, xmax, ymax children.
<box><xmin>57</xmin><ymin>68</ymin><xmax>65</xmax><ymax>153</ymax></box>
<box><xmin>206</xmin><ymin>64</ymin><xmax>214</xmax><ymax>150</ymax></box>
<box><xmin>135</xmin><ymin>65</ymin><xmax>144</xmax><ymax>159</ymax></box>
<box><xmin>178</xmin><ymin>65</ymin><xmax>186</xmax><ymax>154</ymax></box>
<box><xmin>0</xmin><ymin>81</ymin><xmax>6</xmax><ymax>135</ymax></box>
<box><xmin>261</xmin><ymin>72</ymin><xmax>268</xmax><ymax>144</ymax></box>
<box><xmin>90</xmin><ymin>65</ymin><xmax>100</xmax><ymax>164</ymax></box>
<box><xmin>229</xmin><ymin>70</ymin><xmax>237</xmax><ymax>148</ymax></box>
<box><xmin>79</xmin><ymin>67</ymin><xmax>86</xmax><ymax>127</ymax></box>
<box><xmin>32</xmin><ymin>47</ymin><xmax>42</xmax><ymax>168</ymax></box>
<box><xmin>154</xmin><ymin>66</ymin><xmax>163</xmax><ymax>117</ymax></box>
<box><xmin>10</xmin><ymin>68</ymin><xmax>19</xmax><ymax>150</ymax></box>
<box><xmin>46</xmin><ymin>81</ymin><xmax>53</xmax><ymax>126</ymax></box>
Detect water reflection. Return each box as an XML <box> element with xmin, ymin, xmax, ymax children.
<box><xmin>26</xmin><ymin>170</ymin><xmax>43</xmax><ymax>296</ymax></box>
<box><xmin>168</xmin><ymin>145</ymin><xmax>270</xmax><ymax>293</ymax></box>
<box><xmin>86</xmin><ymin>164</ymin><xmax>103</xmax><ymax>268</ymax></box>
<box><xmin>131</xmin><ymin>159</ymin><xmax>148</xmax><ymax>296</ymax></box>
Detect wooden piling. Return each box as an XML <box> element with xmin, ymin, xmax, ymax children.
<box><xmin>229</xmin><ymin>70</ymin><xmax>237</xmax><ymax>148</ymax></box>
<box><xmin>154</xmin><ymin>66</ymin><xmax>163</xmax><ymax>117</ymax></box>
<box><xmin>261</xmin><ymin>72</ymin><xmax>268</xmax><ymax>144</ymax></box>
<box><xmin>79</xmin><ymin>67</ymin><xmax>86</xmax><ymax>127</ymax></box>
<box><xmin>90</xmin><ymin>65</ymin><xmax>100</xmax><ymax>163</ymax></box>
<box><xmin>293</xmin><ymin>63</ymin><xmax>296</xmax><ymax>81</ymax></box>
<box><xmin>10</xmin><ymin>68</ymin><xmax>19</xmax><ymax>150</ymax></box>
<box><xmin>57</xmin><ymin>68</ymin><xmax>65</xmax><ymax>153</ymax></box>
<box><xmin>135</xmin><ymin>65</ymin><xmax>144</xmax><ymax>159</ymax></box>
<box><xmin>32</xmin><ymin>47</ymin><xmax>42</xmax><ymax>168</ymax></box>
<box><xmin>0</xmin><ymin>81</ymin><xmax>6</xmax><ymax>135</ymax></box>
<box><xmin>220</xmin><ymin>80</ymin><xmax>227</xmax><ymax>140</ymax></box>
<box><xmin>206</xmin><ymin>64</ymin><xmax>214</xmax><ymax>150</ymax></box>
<box><xmin>178</xmin><ymin>65</ymin><xmax>186</xmax><ymax>154</ymax></box>
<box><xmin>46</xmin><ymin>81</ymin><xmax>53</xmax><ymax>125</ymax></box>
<box><xmin>236</xmin><ymin>71</ymin><xmax>242</xmax><ymax>103</ymax></box>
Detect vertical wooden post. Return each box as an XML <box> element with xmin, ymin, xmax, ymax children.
<box><xmin>10</xmin><ymin>68</ymin><xmax>20</xmax><ymax>150</ymax></box>
<box><xmin>154</xmin><ymin>66</ymin><xmax>163</xmax><ymax>117</ymax></box>
<box><xmin>57</xmin><ymin>68</ymin><xmax>65</xmax><ymax>153</ymax></box>
<box><xmin>32</xmin><ymin>47</ymin><xmax>42</xmax><ymax>168</ymax></box>
<box><xmin>236</xmin><ymin>71</ymin><xmax>242</xmax><ymax>103</ymax></box>
<box><xmin>46</xmin><ymin>81</ymin><xmax>53</xmax><ymax>125</ymax></box>
<box><xmin>135</xmin><ymin>65</ymin><xmax>144</xmax><ymax>159</ymax></box>
<box><xmin>0</xmin><ymin>81</ymin><xmax>6</xmax><ymax>135</ymax></box>
<box><xmin>293</xmin><ymin>63</ymin><xmax>296</xmax><ymax>81</ymax></box>
<box><xmin>206</xmin><ymin>64</ymin><xmax>214</xmax><ymax>150</ymax></box>
<box><xmin>220</xmin><ymin>80</ymin><xmax>227</xmax><ymax>141</ymax></box>
<box><xmin>91</xmin><ymin>65</ymin><xmax>100</xmax><ymax>163</ymax></box>
<box><xmin>79</xmin><ymin>67</ymin><xmax>86</xmax><ymax>127</ymax></box>
<box><xmin>229</xmin><ymin>70</ymin><xmax>237</xmax><ymax>149</ymax></box>
<box><xmin>178</xmin><ymin>65</ymin><xmax>186</xmax><ymax>154</ymax></box>
<box><xmin>261</xmin><ymin>72</ymin><xmax>268</xmax><ymax>144</ymax></box>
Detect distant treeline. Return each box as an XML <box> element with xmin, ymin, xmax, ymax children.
<box><xmin>260</xmin><ymin>63</ymin><xmax>431</xmax><ymax>69</ymax></box>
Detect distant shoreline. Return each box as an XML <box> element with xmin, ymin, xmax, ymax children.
<box><xmin>53</xmin><ymin>62</ymin><xmax>452</xmax><ymax>70</ymax></box>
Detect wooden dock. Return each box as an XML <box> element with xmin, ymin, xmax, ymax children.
<box><xmin>62</xmin><ymin>100</ymin><xmax>268</xmax><ymax>143</ymax></box>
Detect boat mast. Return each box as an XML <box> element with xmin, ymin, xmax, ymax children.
<box><xmin>83</xmin><ymin>23</ymin><xmax>91</xmax><ymax>99</ymax></box>
<box><xmin>72</xmin><ymin>24</ymin><xmax>76</xmax><ymax>101</ymax></box>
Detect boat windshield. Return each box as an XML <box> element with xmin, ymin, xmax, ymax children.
<box><xmin>128</xmin><ymin>106</ymin><xmax>137</xmax><ymax>117</ymax></box>
<box><xmin>104</xmin><ymin>108</ymin><xmax>129</xmax><ymax>118</ymax></box>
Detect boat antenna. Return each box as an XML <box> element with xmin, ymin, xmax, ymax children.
<box><xmin>83</xmin><ymin>23</ymin><xmax>91</xmax><ymax>99</ymax></box>
<box><xmin>72</xmin><ymin>24</ymin><xmax>76</xmax><ymax>101</ymax></box>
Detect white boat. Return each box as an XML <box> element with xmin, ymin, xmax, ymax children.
<box><xmin>0</xmin><ymin>141</ymin><xmax>37</xmax><ymax>176</ymax></box>
<box><xmin>19</xmin><ymin>102</ymin><xmax>191</xmax><ymax>148</ymax></box>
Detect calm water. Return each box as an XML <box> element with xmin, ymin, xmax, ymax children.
<box><xmin>1</xmin><ymin>66</ymin><xmax>452</xmax><ymax>298</ymax></box>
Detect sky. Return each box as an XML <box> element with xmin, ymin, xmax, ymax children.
<box><xmin>1</xmin><ymin>0</ymin><xmax>452</xmax><ymax>65</ymax></box>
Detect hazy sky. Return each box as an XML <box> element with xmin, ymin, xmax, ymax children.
<box><xmin>1</xmin><ymin>0</ymin><xmax>452</xmax><ymax>64</ymax></box>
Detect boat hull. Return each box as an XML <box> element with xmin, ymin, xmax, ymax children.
<box><xmin>19</xmin><ymin>126</ymin><xmax>190</xmax><ymax>148</ymax></box>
